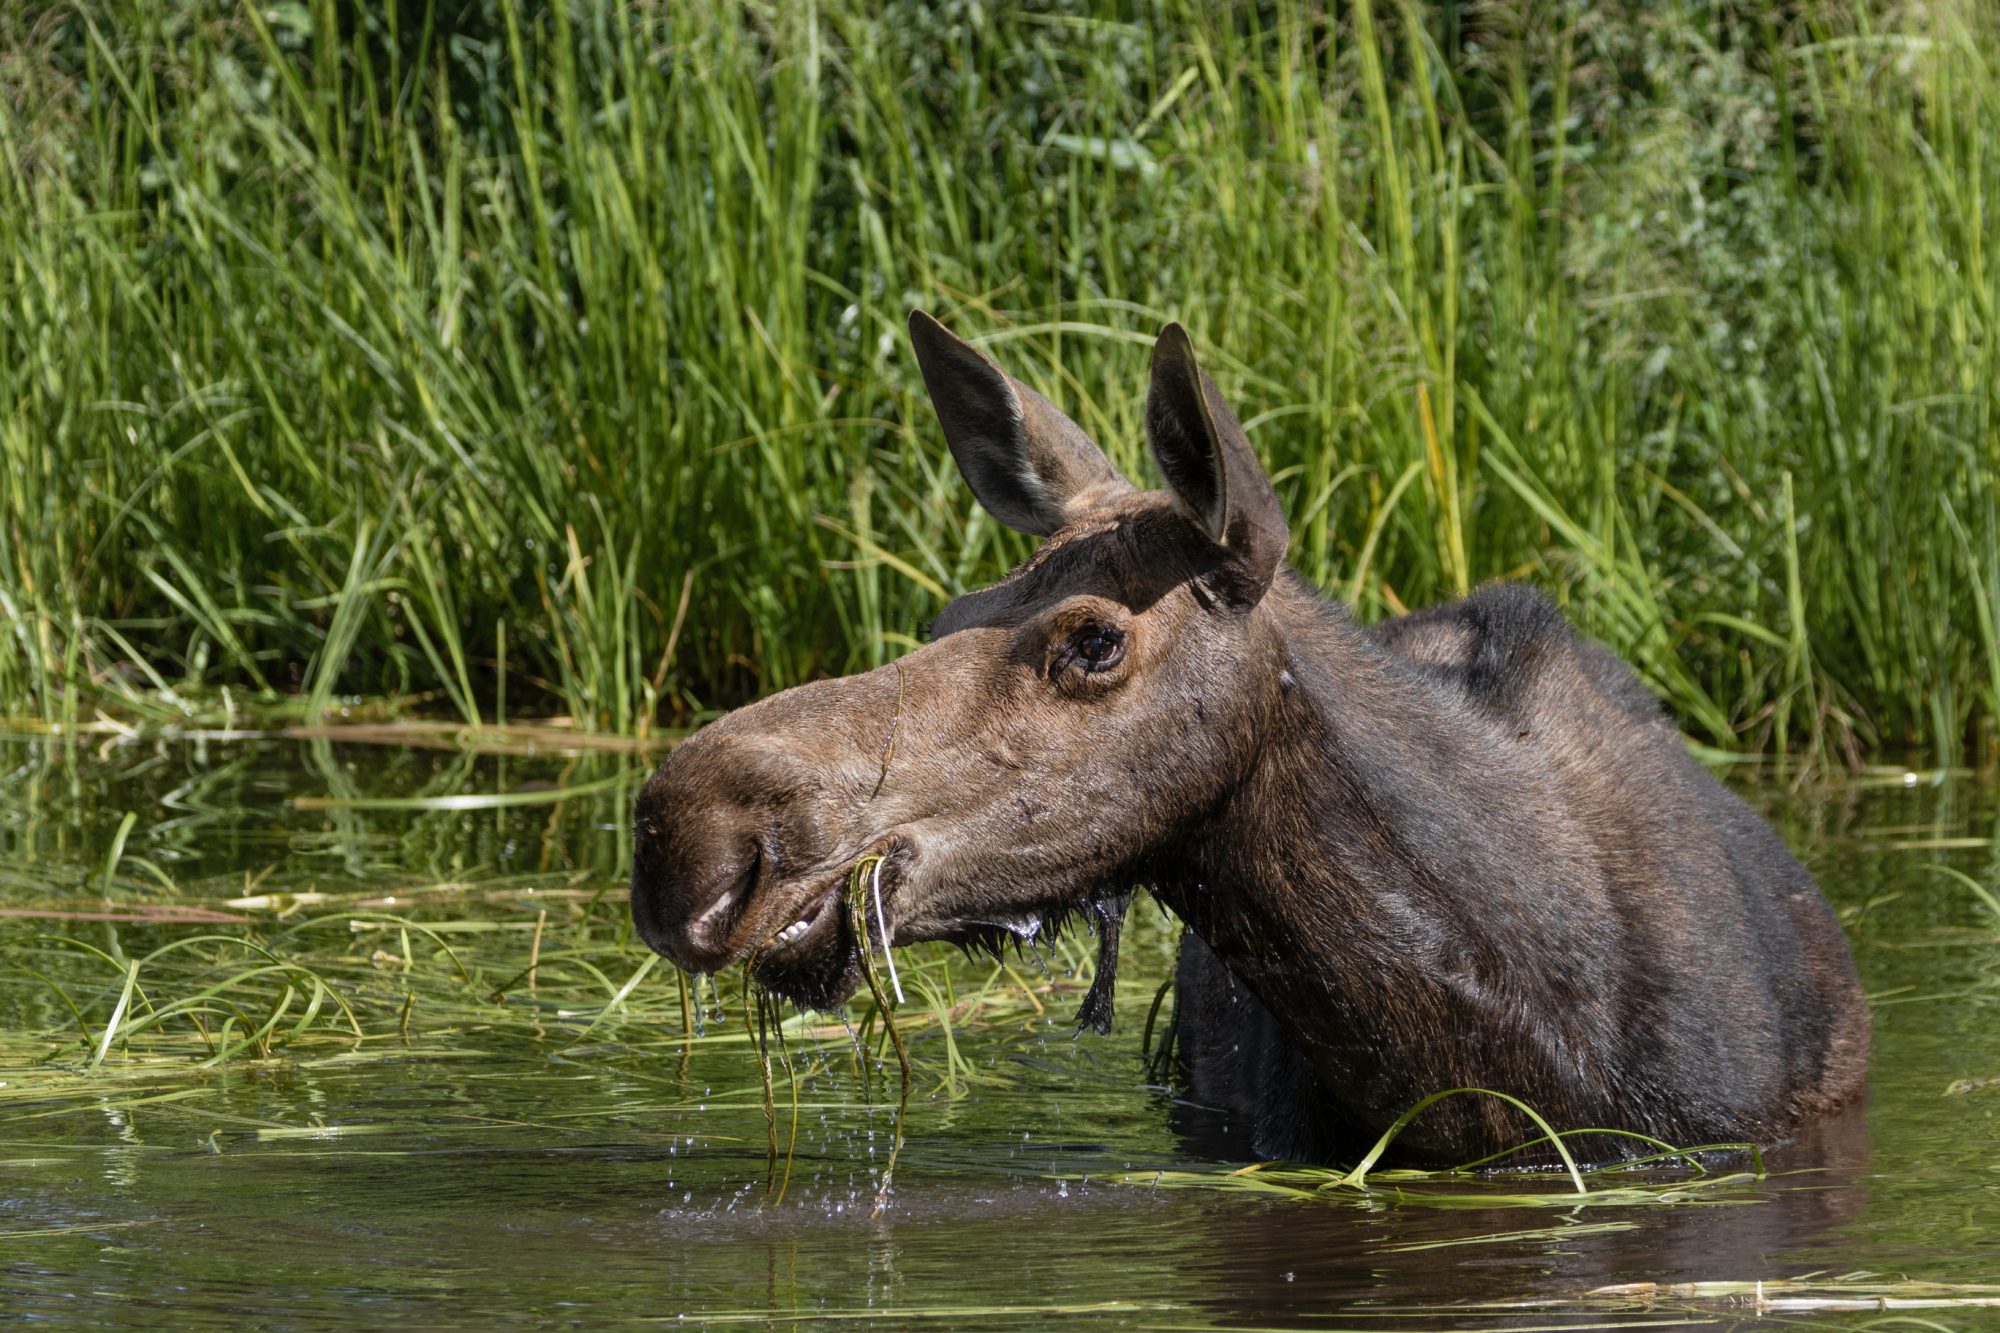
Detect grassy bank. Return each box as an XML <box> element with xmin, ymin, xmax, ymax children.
<box><xmin>3</xmin><ymin>0</ymin><xmax>1998</xmax><ymax>760</ymax></box>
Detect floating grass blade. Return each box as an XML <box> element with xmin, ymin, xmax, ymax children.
<box><xmin>97</xmin><ymin>813</ymin><xmax>138</xmax><ymax>897</ymax></box>
<box><xmin>89</xmin><ymin>960</ymin><xmax>140</xmax><ymax>1070</ymax></box>
<box><xmin>1331</xmin><ymin>1088</ymin><xmax>1586</xmax><ymax>1194</ymax></box>
<box><xmin>572</xmin><ymin>954</ymin><xmax>658</xmax><ymax>1042</ymax></box>
<box><xmin>1380</xmin><ymin>1220</ymin><xmax>1644</xmax><ymax>1253</ymax></box>
<box><xmin>292</xmin><ymin>774</ymin><xmax>629</xmax><ymax>811</ymax></box>
<box><xmin>1448</xmin><ymin>1131</ymin><xmax>1764</xmax><ymax>1179</ymax></box>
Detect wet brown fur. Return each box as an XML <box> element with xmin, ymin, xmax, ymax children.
<box><xmin>630</xmin><ymin>314</ymin><xmax>1868</xmax><ymax>1166</ymax></box>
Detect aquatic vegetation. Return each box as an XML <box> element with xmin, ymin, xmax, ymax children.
<box><xmin>0</xmin><ymin>734</ymin><xmax>1148</xmax><ymax>1171</ymax></box>
<box><xmin>0</xmin><ymin>866</ymin><xmax>1095</xmax><ymax>1128</ymax></box>
<box><xmin>1073</xmin><ymin>1086</ymin><xmax>1773</xmax><ymax>1212</ymax></box>
<box><xmin>1567</xmin><ymin>1276</ymin><xmax>2000</xmax><ymax>1315</ymax></box>
<box><xmin>2</xmin><ymin>728</ymin><xmax>1786</xmax><ymax>1220</ymax></box>
<box><xmin>3</xmin><ymin>2</ymin><xmax>1999</xmax><ymax>764</ymax></box>
<box><xmin>3</xmin><ymin>737</ymin><xmax>2000</xmax><ymax>1325</ymax></box>
<box><xmin>1105</xmin><ymin>1161</ymin><xmax>1772</xmax><ymax>1211</ymax></box>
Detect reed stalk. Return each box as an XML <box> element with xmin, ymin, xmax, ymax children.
<box><xmin>1</xmin><ymin>1</ymin><xmax>1995</xmax><ymax>760</ymax></box>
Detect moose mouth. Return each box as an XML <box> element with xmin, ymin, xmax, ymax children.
<box><xmin>729</xmin><ymin>848</ymin><xmax>909</xmax><ymax>1008</ymax></box>
<box><xmin>765</xmin><ymin>893</ymin><xmax>832</xmax><ymax>950</ymax></box>
<box><xmin>756</xmin><ymin>882</ymin><xmax>843</xmax><ymax>957</ymax></box>
<box><xmin>695</xmin><ymin>837</ymin><xmax>1123</xmax><ymax>1024</ymax></box>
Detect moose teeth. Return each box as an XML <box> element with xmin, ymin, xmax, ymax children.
<box><xmin>774</xmin><ymin>918</ymin><xmax>812</xmax><ymax>947</ymax></box>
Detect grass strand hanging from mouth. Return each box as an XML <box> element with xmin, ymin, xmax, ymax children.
<box><xmin>759</xmin><ymin>987</ymin><xmax>803</xmax><ymax>1207</ymax></box>
<box><xmin>746</xmin><ymin>970</ymin><xmax>780</xmax><ymax>1198</ymax></box>
<box><xmin>742</xmin><ymin>918</ymin><xmax>811</xmax><ymax>1209</ymax></box>
<box><xmin>846</xmin><ymin>855</ymin><xmax>908</xmax><ymax>1217</ymax></box>
<box><xmin>871</xmin><ymin>858</ymin><xmax>903</xmax><ymax>1005</ymax></box>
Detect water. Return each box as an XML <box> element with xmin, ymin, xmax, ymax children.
<box><xmin>2</xmin><ymin>731</ymin><xmax>1997</xmax><ymax>1329</ymax></box>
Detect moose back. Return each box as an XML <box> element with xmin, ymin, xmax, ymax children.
<box><xmin>630</xmin><ymin>312</ymin><xmax>1868</xmax><ymax>1165</ymax></box>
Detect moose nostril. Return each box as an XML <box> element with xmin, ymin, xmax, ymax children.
<box><xmin>688</xmin><ymin>889</ymin><xmax>735</xmax><ymax>943</ymax></box>
<box><xmin>687</xmin><ymin>841</ymin><xmax>762</xmax><ymax>949</ymax></box>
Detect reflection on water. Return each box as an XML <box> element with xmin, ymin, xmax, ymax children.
<box><xmin>1</xmin><ymin>733</ymin><xmax>1997</xmax><ymax>1329</ymax></box>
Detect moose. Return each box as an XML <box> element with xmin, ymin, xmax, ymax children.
<box><xmin>630</xmin><ymin>312</ymin><xmax>1869</xmax><ymax>1166</ymax></box>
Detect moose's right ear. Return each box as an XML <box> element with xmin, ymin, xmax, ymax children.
<box><xmin>1145</xmin><ymin>323</ymin><xmax>1289</xmax><ymax>606</ymax></box>
<box><xmin>908</xmin><ymin>311</ymin><xmax>1133</xmax><ymax>537</ymax></box>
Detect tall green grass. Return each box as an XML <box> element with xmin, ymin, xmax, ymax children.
<box><xmin>3</xmin><ymin>0</ymin><xmax>1997</xmax><ymax>759</ymax></box>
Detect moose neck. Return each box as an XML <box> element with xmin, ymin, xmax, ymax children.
<box><xmin>1146</xmin><ymin>575</ymin><xmax>1585</xmax><ymax>1132</ymax></box>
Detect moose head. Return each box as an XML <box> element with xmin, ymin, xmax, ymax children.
<box><xmin>631</xmin><ymin>314</ymin><xmax>1288</xmax><ymax>1017</ymax></box>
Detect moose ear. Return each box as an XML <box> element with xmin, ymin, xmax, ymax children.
<box><xmin>1145</xmin><ymin>323</ymin><xmax>1289</xmax><ymax>605</ymax></box>
<box><xmin>908</xmin><ymin>310</ymin><xmax>1134</xmax><ymax>537</ymax></box>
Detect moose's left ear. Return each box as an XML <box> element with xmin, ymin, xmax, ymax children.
<box><xmin>1145</xmin><ymin>324</ymin><xmax>1288</xmax><ymax>606</ymax></box>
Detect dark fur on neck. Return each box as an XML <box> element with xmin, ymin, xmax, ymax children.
<box><xmin>1155</xmin><ymin>576</ymin><xmax>1868</xmax><ymax>1167</ymax></box>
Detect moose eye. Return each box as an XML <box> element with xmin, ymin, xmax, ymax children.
<box><xmin>1074</xmin><ymin>627</ymin><xmax>1124</xmax><ymax>669</ymax></box>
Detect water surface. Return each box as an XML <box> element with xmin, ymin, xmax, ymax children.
<box><xmin>2</xmin><ymin>732</ymin><xmax>1996</xmax><ymax>1329</ymax></box>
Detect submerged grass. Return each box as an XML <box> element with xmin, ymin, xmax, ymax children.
<box><xmin>1080</xmin><ymin>1088</ymin><xmax>1770</xmax><ymax>1212</ymax></box>
<box><xmin>1559</xmin><ymin>1276</ymin><xmax>2000</xmax><ymax>1315</ymax></box>
<box><xmin>0</xmin><ymin>733</ymin><xmax>1150</xmax><ymax>1205</ymax></box>
<box><xmin>0</xmin><ymin>730</ymin><xmax>1775</xmax><ymax>1216</ymax></box>
<box><xmin>2</xmin><ymin>2</ymin><xmax>1999</xmax><ymax>762</ymax></box>
<box><xmin>0</xmin><ymin>876</ymin><xmax>1787</xmax><ymax>1216</ymax></box>
<box><xmin>0</xmin><ymin>864</ymin><xmax>1088</xmax><ymax>1153</ymax></box>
